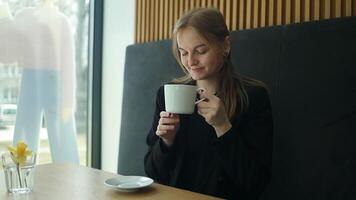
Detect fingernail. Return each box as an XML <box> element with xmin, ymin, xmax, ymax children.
<box><xmin>197</xmin><ymin>88</ymin><xmax>205</xmax><ymax>94</ymax></box>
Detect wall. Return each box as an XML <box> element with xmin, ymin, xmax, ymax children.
<box><xmin>135</xmin><ymin>0</ymin><xmax>356</xmax><ymax>43</ymax></box>
<box><xmin>101</xmin><ymin>0</ymin><xmax>355</xmax><ymax>173</ymax></box>
<box><xmin>101</xmin><ymin>0</ymin><xmax>135</xmax><ymax>173</ymax></box>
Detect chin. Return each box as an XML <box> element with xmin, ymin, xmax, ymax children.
<box><xmin>189</xmin><ymin>71</ymin><xmax>207</xmax><ymax>80</ymax></box>
<box><xmin>190</xmin><ymin>75</ymin><xmax>206</xmax><ymax>80</ymax></box>
<box><xmin>190</xmin><ymin>74</ymin><xmax>204</xmax><ymax>81</ymax></box>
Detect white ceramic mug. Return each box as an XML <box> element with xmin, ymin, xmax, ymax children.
<box><xmin>164</xmin><ymin>84</ymin><xmax>200</xmax><ymax>114</ymax></box>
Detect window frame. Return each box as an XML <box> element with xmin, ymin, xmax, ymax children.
<box><xmin>88</xmin><ymin>0</ymin><xmax>104</xmax><ymax>169</ymax></box>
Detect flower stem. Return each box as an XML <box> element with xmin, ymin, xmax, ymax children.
<box><xmin>16</xmin><ymin>164</ymin><xmax>23</xmax><ymax>188</ymax></box>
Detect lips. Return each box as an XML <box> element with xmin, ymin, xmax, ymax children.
<box><xmin>190</xmin><ymin>66</ymin><xmax>204</xmax><ymax>71</ymax></box>
<box><xmin>189</xmin><ymin>67</ymin><xmax>206</xmax><ymax>80</ymax></box>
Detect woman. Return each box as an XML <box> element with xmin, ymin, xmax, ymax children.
<box><xmin>144</xmin><ymin>8</ymin><xmax>273</xmax><ymax>200</ymax></box>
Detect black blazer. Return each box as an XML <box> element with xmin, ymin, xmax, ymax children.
<box><xmin>144</xmin><ymin>84</ymin><xmax>274</xmax><ymax>200</ymax></box>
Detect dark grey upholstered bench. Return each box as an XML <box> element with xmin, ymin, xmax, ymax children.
<box><xmin>118</xmin><ymin>16</ymin><xmax>356</xmax><ymax>200</ymax></box>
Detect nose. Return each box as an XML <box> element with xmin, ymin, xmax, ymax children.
<box><xmin>187</xmin><ymin>54</ymin><xmax>198</xmax><ymax>67</ymax></box>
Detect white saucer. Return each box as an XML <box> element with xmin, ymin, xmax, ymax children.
<box><xmin>104</xmin><ymin>176</ymin><xmax>154</xmax><ymax>192</ymax></box>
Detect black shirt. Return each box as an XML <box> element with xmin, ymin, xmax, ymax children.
<box><xmin>144</xmin><ymin>84</ymin><xmax>273</xmax><ymax>200</ymax></box>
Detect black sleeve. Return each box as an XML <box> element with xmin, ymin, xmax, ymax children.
<box><xmin>144</xmin><ymin>86</ymin><xmax>178</xmax><ymax>184</ymax></box>
<box><xmin>215</xmin><ymin>86</ymin><xmax>274</xmax><ymax>198</ymax></box>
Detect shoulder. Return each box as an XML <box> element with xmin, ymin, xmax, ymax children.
<box><xmin>244</xmin><ymin>85</ymin><xmax>271</xmax><ymax>113</ymax></box>
<box><xmin>156</xmin><ymin>82</ymin><xmax>179</xmax><ymax>96</ymax></box>
<box><xmin>15</xmin><ymin>8</ymin><xmax>35</xmax><ymax>18</ymax></box>
<box><xmin>155</xmin><ymin>83</ymin><xmax>171</xmax><ymax>101</ymax></box>
<box><xmin>245</xmin><ymin>85</ymin><xmax>269</xmax><ymax>100</ymax></box>
<box><xmin>157</xmin><ymin>85</ymin><xmax>165</xmax><ymax>97</ymax></box>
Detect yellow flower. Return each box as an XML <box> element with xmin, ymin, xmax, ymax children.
<box><xmin>7</xmin><ymin>141</ymin><xmax>33</xmax><ymax>166</ymax></box>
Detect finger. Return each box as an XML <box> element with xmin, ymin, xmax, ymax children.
<box><xmin>197</xmin><ymin>101</ymin><xmax>211</xmax><ymax>108</ymax></box>
<box><xmin>197</xmin><ymin>109</ymin><xmax>202</xmax><ymax>116</ymax></box>
<box><xmin>159</xmin><ymin>118</ymin><xmax>171</xmax><ymax>125</ymax></box>
<box><xmin>197</xmin><ymin>87</ymin><xmax>206</xmax><ymax>94</ymax></box>
<box><xmin>157</xmin><ymin>124</ymin><xmax>175</xmax><ymax>131</ymax></box>
<box><xmin>197</xmin><ymin>109</ymin><xmax>208</xmax><ymax>118</ymax></box>
<box><xmin>159</xmin><ymin>117</ymin><xmax>179</xmax><ymax>125</ymax></box>
<box><xmin>160</xmin><ymin>111</ymin><xmax>171</xmax><ymax>117</ymax></box>
<box><xmin>197</xmin><ymin>88</ymin><xmax>209</xmax><ymax>101</ymax></box>
<box><xmin>159</xmin><ymin>118</ymin><xmax>169</xmax><ymax>125</ymax></box>
<box><xmin>200</xmin><ymin>91</ymin><xmax>217</xmax><ymax>100</ymax></box>
<box><xmin>198</xmin><ymin>109</ymin><xmax>211</xmax><ymax>119</ymax></box>
<box><xmin>158</xmin><ymin>118</ymin><xmax>179</xmax><ymax>126</ymax></box>
<box><xmin>156</xmin><ymin>130</ymin><xmax>167</xmax><ymax>136</ymax></box>
<box><xmin>170</xmin><ymin>113</ymin><xmax>179</xmax><ymax>118</ymax></box>
<box><xmin>198</xmin><ymin>100</ymin><xmax>215</xmax><ymax>112</ymax></box>
<box><xmin>197</xmin><ymin>108</ymin><xmax>209</xmax><ymax>115</ymax></box>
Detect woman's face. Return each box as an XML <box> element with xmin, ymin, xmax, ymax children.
<box><xmin>176</xmin><ymin>27</ymin><xmax>224</xmax><ymax>81</ymax></box>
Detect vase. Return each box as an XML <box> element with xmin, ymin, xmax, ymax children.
<box><xmin>1</xmin><ymin>152</ymin><xmax>36</xmax><ymax>194</ymax></box>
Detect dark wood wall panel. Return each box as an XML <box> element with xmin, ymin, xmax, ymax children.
<box><xmin>135</xmin><ymin>0</ymin><xmax>356</xmax><ymax>43</ymax></box>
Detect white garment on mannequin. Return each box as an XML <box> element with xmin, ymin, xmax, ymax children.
<box><xmin>0</xmin><ymin>3</ymin><xmax>12</xmax><ymax>20</ymax></box>
<box><xmin>0</xmin><ymin>3</ymin><xmax>22</xmax><ymax>63</ymax></box>
<box><xmin>10</xmin><ymin>2</ymin><xmax>79</xmax><ymax>164</ymax></box>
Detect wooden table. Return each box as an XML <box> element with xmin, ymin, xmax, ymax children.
<box><xmin>0</xmin><ymin>163</ymin><xmax>222</xmax><ymax>200</ymax></box>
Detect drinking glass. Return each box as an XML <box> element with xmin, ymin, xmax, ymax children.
<box><xmin>1</xmin><ymin>152</ymin><xmax>36</xmax><ymax>194</ymax></box>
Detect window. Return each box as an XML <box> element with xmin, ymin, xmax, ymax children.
<box><xmin>3</xmin><ymin>88</ymin><xmax>9</xmax><ymax>99</ymax></box>
<box><xmin>11</xmin><ymin>88</ymin><xmax>17</xmax><ymax>99</ymax></box>
<box><xmin>0</xmin><ymin>0</ymin><xmax>91</xmax><ymax>166</ymax></box>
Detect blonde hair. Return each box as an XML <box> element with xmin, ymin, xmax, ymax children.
<box><xmin>172</xmin><ymin>8</ymin><xmax>265</xmax><ymax>119</ymax></box>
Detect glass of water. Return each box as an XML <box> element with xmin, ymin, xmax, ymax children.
<box><xmin>1</xmin><ymin>152</ymin><xmax>36</xmax><ymax>194</ymax></box>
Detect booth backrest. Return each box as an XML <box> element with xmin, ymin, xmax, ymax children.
<box><xmin>119</xmin><ymin>16</ymin><xmax>356</xmax><ymax>199</ymax></box>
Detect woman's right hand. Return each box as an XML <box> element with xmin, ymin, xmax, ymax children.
<box><xmin>156</xmin><ymin>111</ymin><xmax>180</xmax><ymax>147</ymax></box>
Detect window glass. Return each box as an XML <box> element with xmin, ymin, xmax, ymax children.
<box><xmin>0</xmin><ymin>0</ymin><xmax>90</xmax><ymax>166</ymax></box>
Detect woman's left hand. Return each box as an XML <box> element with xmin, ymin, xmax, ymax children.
<box><xmin>197</xmin><ymin>89</ymin><xmax>232</xmax><ymax>137</ymax></box>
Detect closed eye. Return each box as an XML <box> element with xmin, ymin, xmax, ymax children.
<box><xmin>179</xmin><ymin>49</ymin><xmax>207</xmax><ymax>57</ymax></box>
<box><xmin>178</xmin><ymin>44</ymin><xmax>207</xmax><ymax>57</ymax></box>
<box><xmin>195</xmin><ymin>49</ymin><xmax>207</xmax><ymax>55</ymax></box>
<box><xmin>180</xmin><ymin>51</ymin><xmax>188</xmax><ymax>57</ymax></box>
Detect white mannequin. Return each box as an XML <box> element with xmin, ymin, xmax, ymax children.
<box><xmin>0</xmin><ymin>1</ymin><xmax>12</xmax><ymax>20</ymax></box>
<box><xmin>11</xmin><ymin>0</ymin><xmax>79</xmax><ymax>164</ymax></box>
<box><xmin>0</xmin><ymin>1</ymin><xmax>23</xmax><ymax>63</ymax></box>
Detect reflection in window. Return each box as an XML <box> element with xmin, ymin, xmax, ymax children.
<box><xmin>0</xmin><ymin>0</ymin><xmax>90</xmax><ymax>166</ymax></box>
